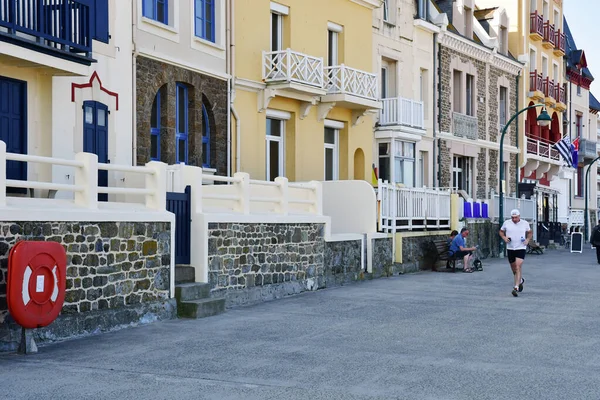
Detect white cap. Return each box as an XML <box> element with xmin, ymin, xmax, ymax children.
<box><xmin>510</xmin><ymin>209</ymin><xmax>520</xmax><ymax>216</ymax></box>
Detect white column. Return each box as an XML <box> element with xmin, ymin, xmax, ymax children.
<box><xmin>74</xmin><ymin>152</ymin><xmax>98</xmax><ymax>209</ymax></box>
<box><xmin>145</xmin><ymin>161</ymin><xmax>167</xmax><ymax>210</ymax></box>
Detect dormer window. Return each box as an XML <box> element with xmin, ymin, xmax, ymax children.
<box><xmin>416</xmin><ymin>0</ymin><xmax>427</xmax><ymax>19</ymax></box>
<box><xmin>464</xmin><ymin>6</ymin><xmax>473</xmax><ymax>39</ymax></box>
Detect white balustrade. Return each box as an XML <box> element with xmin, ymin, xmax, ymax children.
<box><xmin>324</xmin><ymin>64</ymin><xmax>378</xmax><ymax>100</ymax></box>
<box><xmin>262</xmin><ymin>49</ymin><xmax>324</xmax><ymax>88</ymax></box>
<box><xmin>379</xmin><ymin>97</ymin><xmax>424</xmax><ymax>129</ymax></box>
<box><xmin>488</xmin><ymin>191</ymin><xmax>536</xmax><ymax>221</ymax></box>
<box><xmin>377</xmin><ymin>179</ymin><xmax>451</xmax><ymax>232</ymax></box>
<box><xmin>526</xmin><ymin>137</ymin><xmax>560</xmax><ymax>161</ymax></box>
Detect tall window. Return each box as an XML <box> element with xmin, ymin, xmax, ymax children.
<box><xmin>466</xmin><ymin>74</ymin><xmax>474</xmax><ymax>116</ymax></box>
<box><xmin>150</xmin><ymin>91</ymin><xmax>161</xmax><ymax>161</ymax></box>
<box><xmin>202</xmin><ymin>104</ymin><xmax>210</xmax><ymax>167</ymax></box>
<box><xmin>529</xmin><ymin>49</ymin><xmax>536</xmax><ymax>72</ymax></box>
<box><xmin>394</xmin><ymin>141</ymin><xmax>415</xmax><ymax>186</ymax></box>
<box><xmin>576</xmin><ymin>166</ymin><xmax>583</xmax><ymax>197</ymax></box>
<box><xmin>271</xmin><ymin>12</ymin><xmax>283</xmax><ymax>52</ymax></box>
<box><xmin>577</xmin><ymin>84</ymin><xmax>582</xmax><ymax>96</ymax></box>
<box><xmin>378</xmin><ymin>142</ymin><xmax>390</xmax><ymax>182</ymax></box>
<box><xmin>542</xmin><ymin>56</ymin><xmax>548</xmax><ymax>78</ymax></box>
<box><xmin>530</xmin><ymin>0</ymin><xmax>536</xmax><ymax>13</ymax></box>
<box><xmin>266</xmin><ymin>118</ymin><xmax>284</xmax><ymax>181</ymax></box>
<box><xmin>553</xmin><ymin>9</ymin><xmax>559</xmax><ymax>26</ymax></box>
<box><xmin>324</xmin><ymin>127</ymin><xmax>339</xmax><ymax>180</ymax></box>
<box><xmin>416</xmin><ymin>0</ymin><xmax>427</xmax><ymax>19</ymax></box>
<box><xmin>576</xmin><ymin>114</ymin><xmax>582</xmax><ymax>138</ymax></box>
<box><xmin>328</xmin><ymin>29</ymin><xmax>339</xmax><ymax>67</ymax></box>
<box><xmin>542</xmin><ymin>0</ymin><xmax>549</xmax><ymax>21</ymax></box>
<box><xmin>499</xmin><ymin>86</ymin><xmax>508</xmax><ymax>126</ymax></box>
<box><xmin>143</xmin><ymin>0</ymin><xmax>168</xmax><ymax>24</ymax></box>
<box><xmin>452</xmin><ymin>156</ymin><xmax>472</xmax><ymax>195</ymax></box>
<box><xmin>453</xmin><ymin>70</ymin><xmax>461</xmax><ymax>113</ymax></box>
<box><xmin>83</xmin><ymin>101</ymin><xmax>109</xmax><ymax>202</ymax></box>
<box><xmin>382</xmin><ymin>0</ymin><xmax>389</xmax><ymax>22</ymax></box>
<box><xmin>195</xmin><ymin>0</ymin><xmax>215</xmax><ymax>42</ymax></box>
<box><xmin>417</xmin><ymin>151</ymin><xmax>426</xmax><ymax>187</ymax></box>
<box><xmin>381</xmin><ymin>67</ymin><xmax>388</xmax><ymax>99</ymax></box>
<box><xmin>176</xmin><ymin>83</ymin><xmax>188</xmax><ymax>164</ymax></box>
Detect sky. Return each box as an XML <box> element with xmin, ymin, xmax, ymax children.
<box><xmin>563</xmin><ymin>0</ymin><xmax>600</xmax><ymax>95</ymax></box>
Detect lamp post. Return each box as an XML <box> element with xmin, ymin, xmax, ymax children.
<box><xmin>498</xmin><ymin>104</ymin><xmax>551</xmax><ymax>255</ymax></box>
<box><xmin>584</xmin><ymin>155</ymin><xmax>600</xmax><ymax>241</ymax></box>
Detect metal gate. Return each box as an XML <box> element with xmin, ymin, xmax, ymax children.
<box><xmin>167</xmin><ymin>186</ymin><xmax>191</xmax><ymax>265</ymax></box>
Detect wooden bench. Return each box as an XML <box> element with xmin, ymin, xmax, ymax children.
<box><xmin>431</xmin><ymin>240</ymin><xmax>458</xmax><ymax>272</ymax></box>
<box><xmin>526</xmin><ymin>241</ymin><xmax>544</xmax><ymax>255</ymax></box>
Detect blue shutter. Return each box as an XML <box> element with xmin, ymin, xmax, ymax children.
<box><xmin>92</xmin><ymin>0</ymin><xmax>110</xmax><ymax>43</ymax></box>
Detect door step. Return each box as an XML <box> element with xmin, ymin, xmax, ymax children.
<box><xmin>177</xmin><ymin>298</ymin><xmax>226</xmax><ymax>319</ymax></box>
<box><xmin>175</xmin><ymin>265</ymin><xmax>195</xmax><ymax>284</ymax></box>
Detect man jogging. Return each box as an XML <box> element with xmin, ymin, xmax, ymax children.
<box><xmin>499</xmin><ymin>209</ymin><xmax>532</xmax><ymax>297</ymax></box>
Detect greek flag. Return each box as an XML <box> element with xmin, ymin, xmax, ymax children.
<box><xmin>553</xmin><ymin>136</ymin><xmax>573</xmax><ymax>167</ymax></box>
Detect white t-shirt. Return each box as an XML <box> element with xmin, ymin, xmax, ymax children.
<box><xmin>500</xmin><ymin>219</ymin><xmax>531</xmax><ymax>250</ymax></box>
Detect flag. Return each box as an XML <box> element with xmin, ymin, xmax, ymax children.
<box><xmin>553</xmin><ymin>136</ymin><xmax>573</xmax><ymax>167</ymax></box>
<box><xmin>372</xmin><ymin>163</ymin><xmax>378</xmax><ymax>186</ymax></box>
<box><xmin>572</xmin><ymin>137</ymin><xmax>579</xmax><ymax>167</ymax></box>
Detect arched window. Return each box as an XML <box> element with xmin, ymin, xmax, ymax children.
<box><xmin>150</xmin><ymin>91</ymin><xmax>161</xmax><ymax>161</ymax></box>
<box><xmin>202</xmin><ymin>104</ymin><xmax>210</xmax><ymax>167</ymax></box>
<box><xmin>176</xmin><ymin>83</ymin><xmax>189</xmax><ymax>164</ymax></box>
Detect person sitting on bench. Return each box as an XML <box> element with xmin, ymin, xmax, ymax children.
<box><xmin>449</xmin><ymin>228</ymin><xmax>477</xmax><ymax>273</ymax></box>
<box><xmin>446</xmin><ymin>230</ymin><xmax>459</xmax><ymax>268</ymax></box>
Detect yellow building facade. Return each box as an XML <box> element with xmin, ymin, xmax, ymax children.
<box><xmin>232</xmin><ymin>0</ymin><xmax>382</xmax><ymax>182</ymax></box>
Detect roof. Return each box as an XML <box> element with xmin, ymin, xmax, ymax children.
<box><xmin>564</xmin><ymin>17</ymin><xmax>594</xmax><ymax>80</ymax></box>
<box><xmin>591</xmin><ymin>92</ymin><xmax>600</xmax><ymax>112</ymax></box>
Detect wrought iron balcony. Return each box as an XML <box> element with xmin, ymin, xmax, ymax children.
<box><xmin>0</xmin><ymin>0</ymin><xmax>93</xmax><ymax>63</ymax></box>
<box><xmin>324</xmin><ymin>64</ymin><xmax>378</xmax><ymax>100</ymax></box>
<box><xmin>452</xmin><ymin>112</ymin><xmax>478</xmax><ymax>140</ymax></box>
<box><xmin>554</xmin><ymin>29</ymin><xmax>566</xmax><ymax>55</ymax></box>
<box><xmin>554</xmin><ymin>82</ymin><xmax>566</xmax><ymax>104</ymax></box>
<box><xmin>379</xmin><ymin>97</ymin><xmax>424</xmax><ymax>129</ymax></box>
<box><xmin>262</xmin><ymin>49</ymin><xmax>324</xmax><ymax>89</ymax></box>
<box><xmin>526</xmin><ymin>137</ymin><xmax>560</xmax><ymax>161</ymax></box>
<box><xmin>578</xmin><ymin>138</ymin><xmax>597</xmax><ymax>159</ymax></box>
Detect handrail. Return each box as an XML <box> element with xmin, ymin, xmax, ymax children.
<box><xmin>6</xmin><ymin>153</ymin><xmax>84</xmax><ymax>168</ymax></box>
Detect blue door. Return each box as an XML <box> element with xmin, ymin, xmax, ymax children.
<box><xmin>0</xmin><ymin>77</ymin><xmax>27</xmax><ymax>193</ymax></box>
<box><xmin>83</xmin><ymin>101</ymin><xmax>108</xmax><ymax>201</ymax></box>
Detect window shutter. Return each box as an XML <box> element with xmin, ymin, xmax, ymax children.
<box><xmin>92</xmin><ymin>0</ymin><xmax>110</xmax><ymax>43</ymax></box>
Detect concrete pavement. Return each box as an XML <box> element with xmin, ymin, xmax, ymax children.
<box><xmin>2</xmin><ymin>246</ymin><xmax>600</xmax><ymax>399</ymax></box>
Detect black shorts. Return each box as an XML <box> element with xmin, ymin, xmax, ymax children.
<box><xmin>452</xmin><ymin>250</ymin><xmax>472</xmax><ymax>259</ymax></box>
<box><xmin>507</xmin><ymin>249</ymin><xmax>526</xmax><ymax>263</ymax></box>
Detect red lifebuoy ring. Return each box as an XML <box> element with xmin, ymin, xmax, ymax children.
<box><xmin>7</xmin><ymin>241</ymin><xmax>67</xmax><ymax>329</ymax></box>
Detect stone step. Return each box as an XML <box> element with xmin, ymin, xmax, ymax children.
<box><xmin>175</xmin><ymin>282</ymin><xmax>211</xmax><ymax>302</ymax></box>
<box><xmin>178</xmin><ymin>298</ymin><xmax>226</xmax><ymax>319</ymax></box>
<box><xmin>175</xmin><ymin>265</ymin><xmax>195</xmax><ymax>284</ymax></box>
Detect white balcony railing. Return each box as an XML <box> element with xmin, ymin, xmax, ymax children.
<box><xmin>488</xmin><ymin>190</ymin><xmax>536</xmax><ymax>221</ymax></box>
<box><xmin>377</xmin><ymin>179</ymin><xmax>451</xmax><ymax>232</ymax></box>
<box><xmin>452</xmin><ymin>112</ymin><xmax>478</xmax><ymax>140</ymax></box>
<box><xmin>324</xmin><ymin>65</ymin><xmax>378</xmax><ymax>100</ymax></box>
<box><xmin>380</xmin><ymin>97</ymin><xmax>425</xmax><ymax>129</ymax></box>
<box><xmin>526</xmin><ymin>137</ymin><xmax>560</xmax><ymax>161</ymax></box>
<box><xmin>262</xmin><ymin>49</ymin><xmax>324</xmax><ymax>88</ymax></box>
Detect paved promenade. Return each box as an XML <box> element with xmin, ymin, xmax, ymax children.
<box><xmin>2</xmin><ymin>246</ymin><xmax>600</xmax><ymax>399</ymax></box>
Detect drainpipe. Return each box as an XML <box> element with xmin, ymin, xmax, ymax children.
<box><xmin>432</xmin><ymin>31</ymin><xmax>437</xmax><ymax>188</ymax></box>
<box><xmin>132</xmin><ymin>1</ymin><xmax>138</xmax><ymax>166</ymax></box>
<box><xmin>226</xmin><ymin>0</ymin><xmax>232</xmax><ymax>176</ymax></box>
<box><xmin>515</xmin><ymin>71</ymin><xmax>520</xmax><ymax>197</ymax></box>
<box><xmin>229</xmin><ymin>0</ymin><xmax>241</xmax><ymax>174</ymax></box>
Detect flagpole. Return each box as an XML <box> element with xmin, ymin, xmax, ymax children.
<box><xmin>499</xmin><ymin>103</ymin><xmax>549</xmax><ymax>257</ymax></box>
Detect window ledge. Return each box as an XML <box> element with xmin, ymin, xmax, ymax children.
<box><xmin>193</xmin><ymin>36</ymin><xmax>225</xmax><ymax>51</ymax></box>
<box><xmin>142</xmin><ymin>17</ymin><xmax>177</xmax><ymax>33</ymax></box>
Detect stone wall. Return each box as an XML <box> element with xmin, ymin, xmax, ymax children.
<box><xmin>370</xmin><ymin>237</ymin><xmax>394</xmax><ymax>278</ymax></box>
<box><xmin>324</xmin><ymin>240</ymin><xmax>363</xmax><ymax>287</ymax></box>
<box><xmin>401</xmin><ymin>233</ymin><xmax>449</xmax><ymax>271</ymax></box>
<box><xmin>0</xmin><ymin>221</ymin><xmax>175</xmax><ymax>352</ymax></box>
<box><xmin>136</xmin><ymin>56</ymin><xmax>228</xmax><ymax>174</ymax></box>
<box><xmin>462</xmin><ymin>220</ymin><xmax>501</xmax><ymax>259</ymax></box>
<box><xmin>438</xmin><ymin>45</ymin><xmax>519</xmax><ymax>199</ymax></box>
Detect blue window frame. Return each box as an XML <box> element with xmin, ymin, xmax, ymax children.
<box><xmin>143</xmin><ymin>0</ymin><xmax>168</xmax><ymax>25</ymax></box>
<box><xmin>195</xmin><ymin>0</ymin><xmax>215</xmax><ymax>42</ymax></box>
<box><xmin>202</xmin><ymin>104</ymin><xmax>210</xmax><ymax>167</ymax></box>
<box><xmin>91</xmin><ymin>0</ymin><xmax>110</xmax><ymax>43</ymax></box>
<box><xmin>176</xmin><ymin>83</ymin><xmax>188</xmax><ymax>164</ymax></box>
<box><xmin>150</xmin><ymin>91</ymin><xmax>161</xmax><ymax>161</ymax></box>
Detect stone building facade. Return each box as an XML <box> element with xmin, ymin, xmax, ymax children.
<box><xmin>0</xmin><ymin>221</ymin><xmax>175</xmax><ymax>351</ymax></box>
<box><xmin>435</xmin><ymin>25</ymin><xmax>523</xmax><ymax>200</ymax></box>
<box><xmin>136</xmin><ymin>56</ymin><xmax>228</xmax><ymax>175</ymax></box>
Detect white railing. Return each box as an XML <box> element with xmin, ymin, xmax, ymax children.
<box><xmin>324</xmin><ymin>64</ymin><xmax>378</xmax><ymax>100</ymax></box>
<box><xmin>380</xmin><ymin>97</ymin><xmax>425</xmax><ymax>129</ymax></box>
<box><xmin>487</xmin><ymin>190</ymin><xmax>536</xmax><ymax>221</ymax></box>
<box><xmin>262</xmin><ymin>49</ymin><xmax>324</xmax><ymax>88</ymax></box>
<box><xmin>526</xmin><ymin>137</ymin><xmax>560</xmax><ymax>161</ymax></box>
<box><xmin>452</xmin><ymin>112</ymin><xmax>478</xmax><ymax>140</ymax></box>
<box><xmin>169</xmin><ymin>165</ymin><xmax>322</xmax><ymax>216</ymax></box>
<box><xmin>0</xmin><ymin>141</ymin><xmax>165</xmax><ymax>210</ymax></box>
<box><xmin>377</xmin><ymin>179</ymin><xmax>451</xmax><ymax>232</ymax></box>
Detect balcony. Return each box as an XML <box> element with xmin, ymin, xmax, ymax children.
<box><xmin>262</xmin><ymin>49</ymin><xmax>326</xmax><ymax>96</ymax></box>
<box><xmin>379</xmin><ymin>97</ymin><xmax>424</xmax><ymax>130</ymax></box>
<box><xmin>554</xmin><ymin>82</ymin><xmax>567</xmax><ymax>112</ymax></box>
<box><xmin>529</xmin><ymin>71</ymin><xmax>544</xmax><ymax>100</ymax></box>
<box><xmin>542</xmin><ymin>77</ymin><xmax>556</xmax><ymax>107</ymax></box>
<box><xmin>579</xmin><ymin>138</ymin><xmax>597</xmax><ymax>159</ymax></box>
<box><xmin>542</xmin><ymin>21</ymin><xmax>555</xmax><ymax>49</ymax></box>
<box><xmin>452</xmin><ymin>112</ymin><xmax>478</xmax><ymax>140</ymax></box>
<box><xmin>526</xmin><ymin>137</ymin><xmax>560</xmax><ymax>161</ymax></box>
<box><xmin>554</xmin><ymin>29</ymin><xmax>566</xmax><ymax>56</ymax></box>
<box><xmin>529</xmin><ymin>11</ymin><xmax>543</xmax><ymax>40</ymax></box>
<box><xmin>321</xmin><ymin>64</ymin><xmax>381</xmax><ymax>110</ymax></box>
<box><xmin>0</xmin><ymin>0</ymin><xmax>93</xmax><ymax>72</ymax></box>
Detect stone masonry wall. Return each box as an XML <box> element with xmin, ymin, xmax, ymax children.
<box><xmin>136</xmin><ymin>56</ymin><xmax>228</xmax><ymax>174</ymax></box>
<box><xmin>403</xmin><ymin>233</ymin><xmax>449</xmax><ymax>271</ymax></box>
<box><xmin>371</xmin><ymin>238</ymin><xmax>394</xmax><ymax>278</ymax></box>
<box><xmin>0</xmin><ymin>221</ymin><xmax>175</xmax><ymax>352</ymax></box>
<box><xmin>438</xmin><ymin>45</ymin><xmax>519</xmax><ymax>199</ymax></box>
<box><xmin>324</xmin><ymin>240</ymin><xmax>363</xmax><ymax>287</ymax></box>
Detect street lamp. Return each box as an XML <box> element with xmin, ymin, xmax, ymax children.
<box><xmin>498</xmin><ymin>104</ymin><xmax>551</xmax><ymax>255</ymax></box>
<box><xmin>584</xmin><ymin>155</ymin><xmax>600</xmax><ymax>241</ymax></box>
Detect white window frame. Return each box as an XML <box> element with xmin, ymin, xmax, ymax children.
<box><xmin>452</xmin><ymin>156</ymin><xmax>472</xmax><ymax>195</ymax></box>
<box><xmin>499</xmin><ymin>86</ymin><xmax>508</xmax><ymax>126</ymax></box>
<box><xmin>270</xmin><ymin>11</ymin><xmax>283</xmax><ymax>52</ymax></box>
<box><xmin>382</xmin><ymin>0</ymin><xmax>389</xmax><ymax>22</ymax></box>
<box><xmin>327</xmin><ymin>28</ymin><xmax>339</xmax><ymax>67</ymax></box>
<box><xmin>323</xmin><ymin>121</ymin><xmax>341</xmax><ymax>181</ymax></box>
<box><xmin>542</xmin><ymin>0</ymin><xmax>549</xmax><ymax>21</ymax></box>
<box><xmin>529</xmin><ymin>48</ymin><xmax>537</xmax><ymax>73</ymax></box>
<box><xmin>393</xmin><ymin>140</ymin><xmax>415</xmax><ymax>187</ymax></box>
<box><xmin>541</xmin><ymin>54</ymin><xmax>548</xmax><ymax>78</ymax></box>
<box><xmin>266</xmin><ymin>110</ymin><xmax>289</xmax><ymax>181</ymax></box>
<box><xmin>381</xmin><ymin>66</ymin><xmax>388</xmax><ymax>99</ymax></box>
<box><xmin>466</xmin><ymin>74</ymin><xmax>474</xmax><ymax>116</ymax></box>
